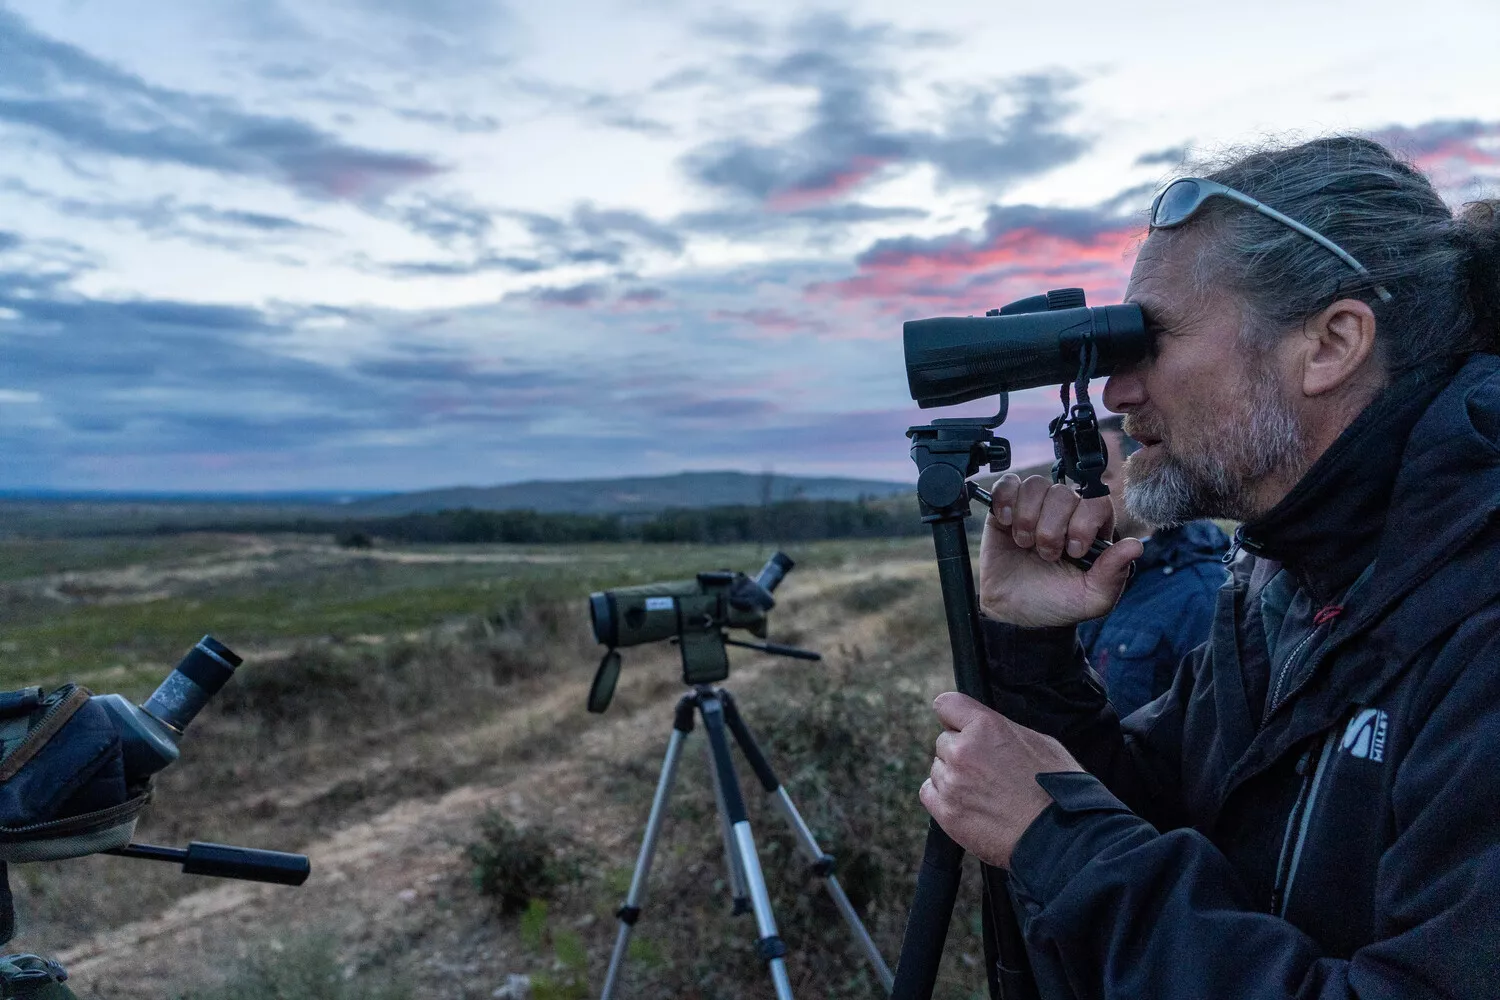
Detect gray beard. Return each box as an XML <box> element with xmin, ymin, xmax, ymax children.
<box><xmin>1123</xmin><ymin>366</ymin><xmax>1307</xmax><ymax>526</ymax></box>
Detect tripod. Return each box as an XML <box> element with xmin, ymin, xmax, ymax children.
<box><xmin>890</xmin><ymin>397</ymin><xmax>1107</xmax><ymax>1000</ymax></box>
<box><xmin>600</xmin><ymin>685</ymin><xmax>895</xmax><ymax>999</ymax></box>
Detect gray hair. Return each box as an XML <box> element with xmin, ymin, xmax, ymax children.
<box><xmin>1166</xmin><ymin>136</ymin><xmax>1500</xmax><ymax>374</ymax></box>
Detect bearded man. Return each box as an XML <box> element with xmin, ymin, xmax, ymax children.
<box><xmin>919</xmin><ymin>136</ymin><xmax>1500</xmax><ymax>997</ymax></box>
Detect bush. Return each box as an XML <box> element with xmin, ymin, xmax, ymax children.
<box><xmin>468</xmin><ymin>811</ymin><xmax>581</xmax><ymax>915</ymax></box>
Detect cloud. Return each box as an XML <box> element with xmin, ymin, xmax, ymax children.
<box><xmin>0</xmin><ymin>8</ymin><xmax>443</xmax><ymax>202</ymax></box>
<box><xmin>515</xmin><ymin>281</ymin><xmax>609</xmax><ymax>307</ymax></box>
<box><xmin>1373</xmin><ymin>119</ymin><xmax>1500</xmax><ymax>198</ymax></box>
<box><xmin>0</xmin><ymin>178</ymin><xmax>324</xmax><ymax>251</ymax></box>
<box><xmin>511</xmin><ymin>78</ymin><xmax>674</xmax><ymax>137</ymax></box>
<box><xmin>1135</xmin><ymin>145</ymin><xmax>1189</xmax><ymax>168</ymax></box>
<box><xmin>809</xmin><ymin>199</ymin><xmax>1144</xmax><ymax>315</ymax></box>
<box><xmin>676</xmin><ymin>13</ymin><xmax>1089</xmax><ymax>210</ymax></box>
<box><xmin>392</xmin><ymin>107</ymin><xmax>503</xmax><ymax>133</ymax></box>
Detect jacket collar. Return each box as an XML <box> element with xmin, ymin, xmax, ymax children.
<box><xmin>1237</xmin><ymin>364</ymin><xmax>1453</xmax><ymax>604</ymax></box>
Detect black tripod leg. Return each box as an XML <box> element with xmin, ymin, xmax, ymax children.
<box><xmin>721</xmin><ymin>691</ymin><xmax>895</xmax><ymax>992</ymax></box>
<box><xmin>892</xmin><ymin>514</ymin><xmax>1037</xmax><ymax>1000</ymax></box>
<box><xmin>601</xmin><ymin>694</ymin><xmax>697</xmax><ymax>1000</ymax></box>
<box><xmin>699</xmin><ymin>691</ymin><xmax>795</xmax><ymax>1000</ymax></box>
<box><xmin>705</xmin><ymin>722</ymin><xmax>752</xmax><ymax>914</ymax></box>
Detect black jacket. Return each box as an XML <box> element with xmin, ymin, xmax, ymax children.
<box><xmin>1077</xmin><ymin>520</ymin><xmax>1228</xmax><ymax>718</ymax></box>
<box><xmin>983</xmin><ymin>354</ymin><xmax>1500</xmax><ymax>999</ymax></box>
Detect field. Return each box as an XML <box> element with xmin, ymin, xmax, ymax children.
<box><xmin>0</xmin><ymin>531</ymin><xmax>997</xmax><ymax>999</ymax></box>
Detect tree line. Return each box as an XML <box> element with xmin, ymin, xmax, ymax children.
<box><xmin>156</xmin><ymin>496</ymin><xmax>925</xmax><ymax>545</ymax></box>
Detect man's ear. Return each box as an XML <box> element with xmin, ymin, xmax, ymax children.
<box><xmin>1301</xmin><ymin>297</ymin><xmax>1379</xmax><ymax>397</ymax></box>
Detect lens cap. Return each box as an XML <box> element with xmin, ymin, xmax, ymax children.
<box><xmin>587</xmin><ymin>650</ymin><xmax>622</xmax><ymax>714</ymax></box>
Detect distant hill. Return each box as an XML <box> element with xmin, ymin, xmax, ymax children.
<box><xmin>340</xmin><ymin>471</ymin><xmax>913</xmax><ymax>517</ymax></box>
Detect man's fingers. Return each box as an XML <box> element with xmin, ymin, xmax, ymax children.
<box><xmin>1065</xmin><ymin>496</ymin><xmax>1116</xmax><ymax>561</ymax></box>
<box><xmin>933</xmin><ymin>691</ymin><xmax>993</xmax><ymax>732</ymax></box>
<box><xmin>1010</xmin><ymin>475</ymin><xmax>1053</xmax><ymax>548</ymax></box>
<box><xmin>1085</xmin><ymin>536</ymin><xmax>1144</xmax><ymax>597</ymax></box>
<box><xmin>929</xmin><ymin>755</ymin><xmax>953</xmax><ymax>791</ymax></box>
<box><xmin>989</xmin><ymin>473</ymin><xmax>1021</xmax><ymax>527</ymax></box>
<box><xmin>919</xmin><ymin>777</ymin><xmax>938</xmax><ymax>816</ymax></box>
<box><xmin>934</xmin><ymin>730</ymin><xmax>959</xmax><ymax>762</ymax></box>
<box><xmin>1033</xmin><ymin>483</ymin><xmax>1083</xmax><ymax>561</ymax></box>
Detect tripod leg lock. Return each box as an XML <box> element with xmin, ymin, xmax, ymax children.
<box><xmin>810</xmin><ymin>854</ymin><xmax>835</xmax><ymax>878</ymax></box>
<box><xmin>616</xmin><ymin>905</ymin><xmax>642</xmax><ymax>926</ymax></box>
<box><xmin>756</xmin><ymin>936</ymin><xmax>788</xmax><ymax>962</ymax></box>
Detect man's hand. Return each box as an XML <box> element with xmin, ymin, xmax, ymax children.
<box><xmin>979</xmin><ymin>474</ymin><xmax>1143</xmax><ymax>627</ymax></box>
<box><xmin>919</xmin><ymin>692</ymin><xmax>1084</xmax><ymax>869</ymax></box>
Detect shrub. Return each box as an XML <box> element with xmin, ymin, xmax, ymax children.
<box><xmin>468</xmin><ymin>811</ymin><xmax>581</xmax><ymax>916</ymax></box>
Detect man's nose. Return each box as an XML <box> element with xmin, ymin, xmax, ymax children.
<box><xmin>1103</xmin><ymin>366</ymin><xmax>1146</xmax><ymax>413</ymax></box>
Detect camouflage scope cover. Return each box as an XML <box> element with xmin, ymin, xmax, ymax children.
<box><xmin>0</xmin><ymin>955</ymin><xmax>76</xmax><ymax>999</ymax></box>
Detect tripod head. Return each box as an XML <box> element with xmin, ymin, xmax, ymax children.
<box><xmin>586</xmin><ymin>552</ymin><xmax>821</xmax><ymax>714</ymax></box>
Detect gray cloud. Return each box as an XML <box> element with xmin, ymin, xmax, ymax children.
<box><xmin>512</xmin><ymin>78</ymin><xmax>674</xmax><ymax>137</ymax></box>
<box><xmin>0</xmin><ymin>179</ymin><xmax>323</xmax><ymax>251</ymax></box>
<box><xmin>0</xmin><ymin>8</ymin><xmax>443</xmax><ymax>202</ymax></box>
<box><xmin>382</xmin><ymin>253</ymin><xmax>545</xmax><ymax>277</ymax></box>
<box><xmin>676</xmin><ymin>13</ymin><xmax>1088</xmax><ymax>207</ymax></box>
<box><xmin>392</xmin><ymin>107</ymin><xmax>503</xmax><ymax>133</ymax></box>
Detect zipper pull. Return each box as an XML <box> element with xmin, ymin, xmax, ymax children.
<box><xmin>1223</xmin><ymin>525</ymin><xmax>1248</xmax><ymax>564</ymax></box>
<box><xmin>1294</xmin><ymin>746</ymin><xmax>1314</xmax><ymax>776</ymax></box>
<box><xmin>1312</xmin><ymin>604</ymin><xmax>1345</xmax><ymax>626</ymax></box>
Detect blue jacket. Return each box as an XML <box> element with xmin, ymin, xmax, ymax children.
<box><xmin>982</xmin><ymin>355</ymin><xmax>1500</xmax><ymax>999</ymax></box>
<box><xmin>1076</xmin><ymin>521</ymin><xmax>1228</xmax><ymax>718</ymax></box>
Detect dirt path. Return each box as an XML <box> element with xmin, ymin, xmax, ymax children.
<box><xmin>49</xmin><ymin>557</ymin><xmax>938</xmax><ymax>997</ymax></box>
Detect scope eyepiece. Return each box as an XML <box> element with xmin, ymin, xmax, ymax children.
<box><xmin>904</xmin><ymin>289</ymin><xmax>1150</xmax><ymax>408</ymax></box>
<box><xmin>754</xmin><ymin>552</ymin><xmax>794</xmax><ymax>594</ymax></box>
<box><xmin>142</xmin><ymin>636</ymin><xmax>243</xmax><ymax>735</ymax></box>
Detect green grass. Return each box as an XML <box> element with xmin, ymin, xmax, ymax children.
<box><xmin>0</xmin><ymin>535</ymin><xmax>236</xmax><ymax>581</ymax></box>
<box><xmin>0</xmin><ymin>538</ymin><xmax>928</xmax><ymax>691</ymax></box>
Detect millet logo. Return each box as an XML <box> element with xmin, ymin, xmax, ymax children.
<box><xmin>1342</xmin><ymin>708</ymin><xmax>1389</xmax><ymax>763</ymax></box>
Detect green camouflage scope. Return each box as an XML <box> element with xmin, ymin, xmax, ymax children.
<box><xmin>587</xmin><ymin>553</ymin><xmax>817</xmax><ymax>712</ymax></box>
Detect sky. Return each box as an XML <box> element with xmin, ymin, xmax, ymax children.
<box><xmin>2</xmin><ymin>0</ymin><xmax>1499</xmax><ymax>492</ymax></box>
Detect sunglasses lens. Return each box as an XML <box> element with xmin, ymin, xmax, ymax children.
<box><xmin>1153</xmin><ymin>179</ymin><xmax>1203</xmax><ymax>228</ymax></box>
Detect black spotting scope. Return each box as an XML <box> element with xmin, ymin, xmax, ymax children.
<box><xmin>904</xmin><ymin>288</ymin><xmax>1149</xmax><ymax>408</ymax></box>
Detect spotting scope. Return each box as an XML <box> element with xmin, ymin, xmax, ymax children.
<box><xmin>586</xmin><ymin>553</ymin><xmax>818</xmax><ymax>713</ymax></box>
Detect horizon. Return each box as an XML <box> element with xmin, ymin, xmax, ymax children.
<box><xmin>0</xmin><ymin>467</ymin><xmax>919</xmax><ymax>500</ymax></box>
<box><xmin>2</xmin><ymin>1</ymin><xmax>1498</xmax><ymax>490</ymax></box>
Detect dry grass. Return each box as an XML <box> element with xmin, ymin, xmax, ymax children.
<box><xmin>1</xmin><ymin>534</ymin><xmax>995</xmax><ymax>999</ymax></box>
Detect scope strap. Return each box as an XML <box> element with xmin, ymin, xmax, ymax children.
<box><xmin>1050</xmin><ymin>336</ymin><xmax>1109</xmax><ymax>499</ymax></box>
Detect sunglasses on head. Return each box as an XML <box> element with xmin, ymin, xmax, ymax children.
<box><xmin>1150</xmin><ymin>177</ymin><xmax>1394</xmax><ymax>304</ymax></box>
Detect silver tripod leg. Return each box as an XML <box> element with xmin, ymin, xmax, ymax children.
<box><xmin>731</xmin><ymin>820</ymin><xmax>795</xmax><ymax>1000</ymax></box>
<box><xmin>699</xmin><ymin>693</ymin><xmax>794</xmax><ymax>1000</ymax></box>
<box><xmin>771</xmin><ymin>789</ymin><xmax>894</xmax><ymax>993</ymax></box>
<box><xmin>600</xmin><ymin>722</ymin><xmax>690</xmax><ymax>1000</ymax></box>
<box><xmin>705</xmin><ymin>737</ymin><xmax>750</xmax><ymax>912</ymax></box>
<box><xmin>716</xmin><ymin>690</ymin><xmax>892</xmax><ymax>992</ymax></box>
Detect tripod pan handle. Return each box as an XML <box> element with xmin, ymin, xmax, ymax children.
<box><xmin>183</xmin><ymin>841</ymin><xmax>311</xmax><ymax>885</ymax></box>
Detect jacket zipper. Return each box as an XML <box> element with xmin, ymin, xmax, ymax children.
<box><xmin>1270</xmin><ymin>730</ymin><xmax>1338</xmax><ymax>917</ymax></box>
